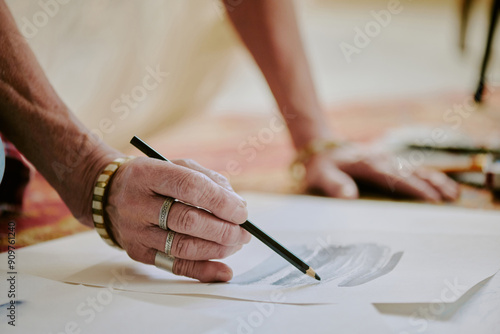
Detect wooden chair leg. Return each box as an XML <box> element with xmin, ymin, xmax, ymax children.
<box><xmin>474</xmin><ymin>0</ymin><xmax>500</xmax><ymax>103</ymax></box>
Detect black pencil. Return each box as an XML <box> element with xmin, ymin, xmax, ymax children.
<box><xmin>408</xmin><ymin>144</ymin><xmax>500</xmax><ymax>155</ymax></box>
<box><xmin>130</xmin><ymin>136</ymin><xmax>320</xmax><ymax>281</ymax></box>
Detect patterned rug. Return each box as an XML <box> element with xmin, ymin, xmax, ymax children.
<box><xmin>2</xmin><ymin>90</ymin><xmax>499</xmax><ymax>251</ymax></box>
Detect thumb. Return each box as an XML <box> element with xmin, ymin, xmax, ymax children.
<box><xmin>308</xmin><ymin>166</ymin><xmax>359</xmax><ymax>199</ymax></box>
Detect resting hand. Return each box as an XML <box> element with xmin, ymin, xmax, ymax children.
<box><xmin>105</xmin><ymin>157</ymin><xmax>251</xmax><ymax>283</ymax></box>
<box><xmin>304</xmin><ymin>144</ymin><xmax>460</xmax><ymax>202</ymax></box>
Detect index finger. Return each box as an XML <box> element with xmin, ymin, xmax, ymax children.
<box><xmin>138</xmin><ymin>158</ymin><xmax>248</xmax><ymax>224</ymax></box>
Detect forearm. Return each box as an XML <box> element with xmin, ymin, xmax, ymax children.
<box><xmin>225</xmin><ymin>0</ymin><xmax>332</xmax><ymax>149</ymax></box>
<box><xmin>0</xmin><ymin>1</ymin><xmax>122</xmax><ymax>226</ymax></box>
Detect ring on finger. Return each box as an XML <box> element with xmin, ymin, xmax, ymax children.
<box><xmin>164</xmin><ymin>230</ymin><xmax>176</xmax><ymax>256</ymax></box>
<box><xmin>159</xmin><ymin>197</ymin><xmax>175</xmax><ymax>230</ymax></box>
<box><xmin>155</xmin><ymin>251</ymin><xmax>175</xmax><ymax>272</ymax></box>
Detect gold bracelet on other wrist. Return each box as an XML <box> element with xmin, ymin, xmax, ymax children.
<box><xmin>290</xmin><ymin>139</ymin><xmax>343</xmax><ymax>182</ymax></box>
<box><xmin>92</xmin><ymin>156</ymin><xmax>135</xmax><ymax>248</ymax></box>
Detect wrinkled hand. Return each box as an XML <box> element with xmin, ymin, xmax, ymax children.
<box><xmin>105</xmin><ymin>157</ymin><xmax>251</xmax><ymax>283</ymax></box>
<box><xmin>304</xmin><ymin>144</ymin><xmax>460</xmax><ymax>202</ymax></box>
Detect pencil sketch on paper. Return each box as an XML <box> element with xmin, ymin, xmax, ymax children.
<box><xmin>232</xmin><ymin>243</ymin><xmax>403</xmax><ymax>287</ymax></box>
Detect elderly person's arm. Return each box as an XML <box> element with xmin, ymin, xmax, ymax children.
<box><xmin>225</xmin><ymin>0</ymin><xmax>459</xmax><ymax>202</ymax></box>
<box><xmin>0</xmin><ymin>1</ymin><xmax>249</xmax><ymax>282</ymax></box>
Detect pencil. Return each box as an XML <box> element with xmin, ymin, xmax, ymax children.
<box><xmin>130</xmin><ymin>136</ymin><xmax>321</xmax><ymax>281</ymax></box>
<box><xmin>408</xmin><ymin>144</ymin><xmax>500</xmax><ymax>155</ymax></box>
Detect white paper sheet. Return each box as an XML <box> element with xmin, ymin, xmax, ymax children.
<box><xmin>376</xmin><ymin>271</ymin><xmax>500</xmax><ymax>333</ymax></box>
<box><xmin>0</xmin><ymin>271</ymin><xmax>224</xmax><ymax>333</ymax></box>
<box><xmin>0</xmin><ymin>272</ymin><xmax>392</xmax><ymax>334</ymax></box>
<box><xmin>124</xmin><ymin>287</ymin><xmax>393</xmax><ymax>334</ymax></box>
<box><xmin>2</xmin><ymin>193</ymin><xmax>500</xmax><ymax>305</ymax></box>
<box><xmin>57</xmin><ymin>229</ymin><xmax>500</xmax><ymax>304</ymax></box>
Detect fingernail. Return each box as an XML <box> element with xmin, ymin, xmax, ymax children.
<box><xmin>342</xmin><ymin>184</ymin><xmax>358</xmax><ymax>198</ymax></box>
<box><xmin>230</xmin><ymin>202</ymin><xmax>248</xmax><ymax>224</ymax></box>
<box><xmin>216</xmin><ymin>269</ymin><xmax>232</xmax><ymax>282</ymax></box>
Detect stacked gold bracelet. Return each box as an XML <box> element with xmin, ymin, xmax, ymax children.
<box><xmin>290</xmin><ymin>139</ymin><xmax>343</xmax><ymax>182</ymax></box>
<box><xmin>92</xmin><ymin>156</ymin><xmax>134</xmax><ymax>248</ymax></box>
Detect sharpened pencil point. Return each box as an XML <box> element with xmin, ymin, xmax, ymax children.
<box><xmin>306</xmin><ymin>267</ymin><xmax>320</xmax><ymax>280</ymax></box>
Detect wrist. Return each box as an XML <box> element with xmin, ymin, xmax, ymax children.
<box><xmin>71</xmin><ymin>138</ymin><xmax>125</xmax><ymax>228</ymax></box>
<box><xmin>290</xmin><ymin>139</ymin><xmax>345</xmax><ymax>183</ymax></box>
<box><xmin>92</xmin><ymin>156</ymin><xmax>135</xmax><ymax>248</ymax></box>
<box><xmin>282</xmin><ymin>107</ymin><xmax>337</xmax><ymax>150</ymax></box>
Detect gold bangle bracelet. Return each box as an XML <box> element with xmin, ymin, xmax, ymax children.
<box><xmin>92</xmin><ymin>156</ymin><xmax>134</xmax><ymax>248</ymax></box>
<box><xmin>290</xmin><ymin>139</ymin><xmax>343</xmax><ymax>182</ymax></box>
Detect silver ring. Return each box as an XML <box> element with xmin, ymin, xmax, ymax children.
<box><xmin>155</xmin><ymin>251</ymin><xmax>175</xmax><ymax>272</ymax></box>
<box><xmin>159</xmin><ymin>197</ymin><xmax>175</xmax><ymax>230</ymax></box>
<box><xmin>164</xmin><ymin>230</ymin><xmax>176</xmax><ymax>256</ymax></box>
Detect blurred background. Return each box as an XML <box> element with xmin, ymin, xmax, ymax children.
<box><xmin>5</xmin><ymin>0</ymin><xmax>499</xmax><ymax>145</ymax></box>
<box><xmin>2</xmin><ymin>0</ymin><xmax>500</xmax><ymax>248</ymax></box>
<box><xmin>214</xmin><ymin>0</ymin><xmax>499</xmax><ymax>113</ymax></box>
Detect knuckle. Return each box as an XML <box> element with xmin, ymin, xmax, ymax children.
<box><xmin>177</xmin><ymin>207</ymin><xmax>198</xmax><ymax>233</ymax></box>
<box><xmin>217</xmin><ymin>171</ymin><xmax>228</xmax><ymax>181</ymax></box>
<box><xmin>216</xmin><ymin>246</ymin><xmax>233</xmax><ymax>259</ymax></box>
<box><xmin>185</xmin><ymin>159</ymin><xmax>200</xmax><ymax>168</ymax></box>
<box><xmin>212</xmin><ymin>171</ymin><xmax>229</xmax><ymax>183</ymax></box>
<box><xmin>174</xmin><ymin>171</ymin><xmax>212</xmax><ymax>202</ymax></box>
<box><xmin>207</xmin><ymin>191</ymin><xmax>228</xmax><ymax>211</ymax></box>
<box><xmin>171</xmin><ymin>159</ymin><xmax>185</xmax><ymax>167</ymax></box>
<box><xmin>174</xmin><ymin>235</ymin><xmax>196</xmax><ymax>259</ymax></box>
<box><xmin>173</xmin><ymin>259</ymin><xmax>196</xmax><ymax>277</ymax></box>
<box><xmin>175</xmin><ymin>158</ymin><xmax>190</xmax><ymax>168</ymax></box>
<box><xmin>176</xmin><ymin>172</ymin><xmax>197</xmax><ymax>195</ymax></box>
<box><xmin>219</xmin><ymin>223</ymin><xmax>239</xmax><ymax>245</ymax></box>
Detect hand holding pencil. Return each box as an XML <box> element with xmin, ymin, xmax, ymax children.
<box><xmin>131</xmin><ymin>136</ymin><xmax>320</xmax><ymax>281</ymax></box>
<box><xmin>103</xmin><ymin>154</ymin><xmax>252</xmax><ymax>283</ymax></box>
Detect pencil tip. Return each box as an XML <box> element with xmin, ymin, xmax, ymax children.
<box><xmin>306</xmin><ymin>268</ymin><xmax>321</xmax><ymax>280</ymax></box>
